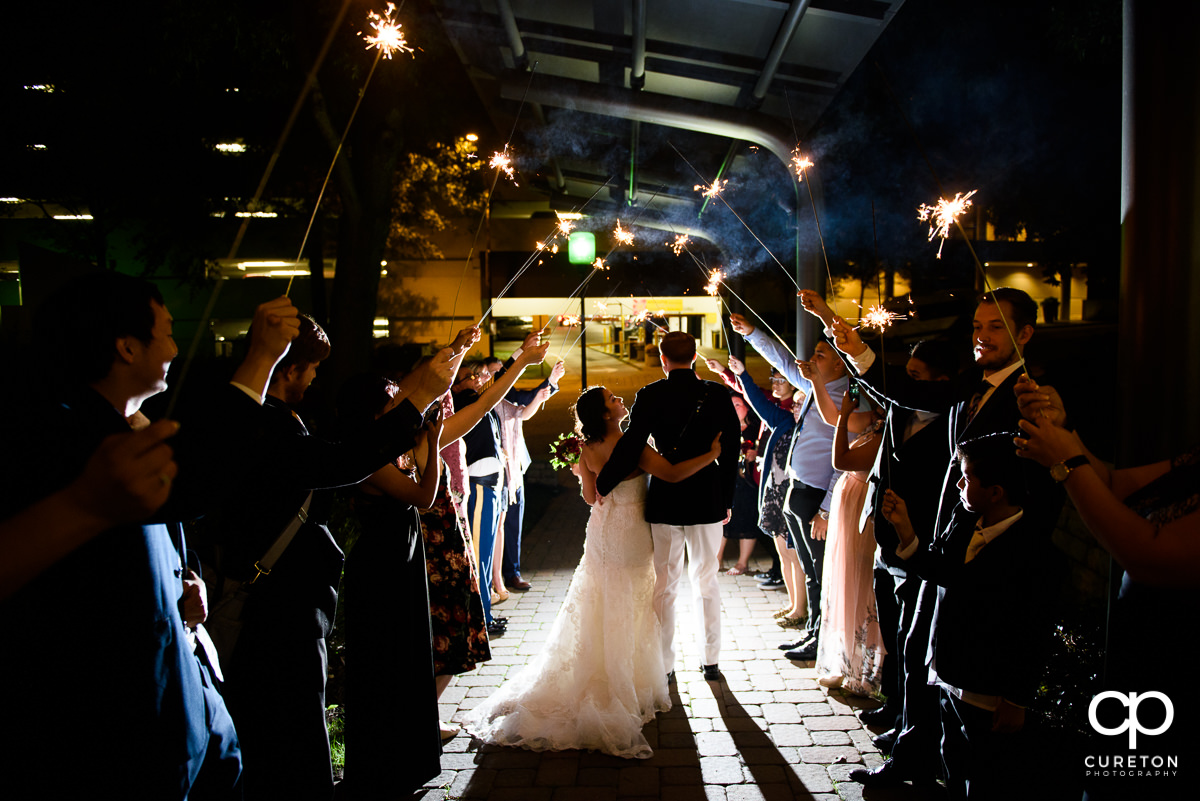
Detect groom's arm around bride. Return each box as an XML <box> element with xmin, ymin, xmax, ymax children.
<box><xmin>596</xmin><ymin>332</ymin><xmax>740</xmax><ymax>525</ymax></box>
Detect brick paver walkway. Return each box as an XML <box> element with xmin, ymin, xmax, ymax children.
<box><xmin>421</xmin><ymin>470</ymin><xmax>942</xmax><ymax>801</ymax></box>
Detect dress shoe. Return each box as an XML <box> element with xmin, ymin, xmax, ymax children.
<box><xmin>777</xmin><ymin>634</ymin><xmax>814</xmax><ymax>651</ymax></box>
<box><xmin>486</xmin><ymin>620</ymin><xmax>507</xmax><ymax>637</ymax></box>
<box><xmin>701</xmin><ymin>664</ymin><xmax>722</xmax><ymax>681</ymax></box>
<box><xmin>848</xmin><ymin>761</ymin><xmax>927</xmax><ymax>788</ymax></box>
<box><xmin>755</xmin><ymin>571</ymin><xmax>782</xmax><ymax>584</ymax></box>
<box><xmin>507</xmin><ymin>577</ymin><xmax>531</xmax><ymax>591</ymax></box>
<box><xmin>871</xmin><ymin>728</ymin><xmax>898</xmax><ymax>755</ymax></box>
<box><xmin>758</xmin><ymin>578</ymin><xmax>786</xmax><ymax>589</ymax></box>
<box><xmin>491</xmin><ymin>616</ymin><xmax>509</xmax><ymax>624</ymax></box>
<box><xmin>858</xmin><ymin>705</ymin><xmax>899</xmax><ymax>727</ymax></box>
<box><xmin>784</xmin><ymin>641</ymin><xmax>818</xmax><ymax>661</ymax></box>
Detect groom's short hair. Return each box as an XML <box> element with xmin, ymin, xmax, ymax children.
<box><xmin>660</xmin><ymin>331</ymin><xmax>696</xmax><ymax>365</ymax></box>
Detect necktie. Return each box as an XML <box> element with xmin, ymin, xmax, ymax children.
<box><xmin>965</xmin><ymin>379</ymin><xmax>992</xmax><ymax>425</ymax></box>
<box><xmin>964</xmin><ymin>523</ymin><xmax>988</xmax><ymax>563</ymax></box>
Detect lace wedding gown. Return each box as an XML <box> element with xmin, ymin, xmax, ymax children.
<box><xmin>463</xmin><ymin>475</ymin><xmax>670</xmax><ymax>758</ymax></box>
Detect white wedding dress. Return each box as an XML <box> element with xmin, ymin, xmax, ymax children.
<box><xmin>463</xmin><ymin>475</ymin><xmax>670</xmax><ymax>758</ymax></box>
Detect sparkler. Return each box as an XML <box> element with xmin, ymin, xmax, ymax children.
<box><xmin>557</xmin><ymin>218</ymin><xmax>575</xmax><ymax>237</ymax></box>
<box><xmin>694</xmin><ymin>179</ymin><xmax>727</xmax><ymax>201</ymax></box>
<box><xmin>286</xmin><ymin>2</ymin><xmax>418</xmax><ymax>298</ymax></box>
<box><xmin>670</xmin><ymin>143</ymin><xmax>801</xmax><ymax>293</ymax></box>
<box><xmin>855</xmin><ymin>304</ymin><xmax>903</xmax><ymax>333</ymax></box>
<box><xmin>668</xmin><ymin>234</ymin><xmax>689</xmax><ymax>256</ymax></box>
<box><xmin>704</xmin><ymin>268</ymin><xmax>724</xmax><ymax>298</ymax></box>
<box><xmin>917</xmin><ymin>190</ymin><xmax>977</xmax><ymax>259</ymax></box>
<box><xmin>489</xmin><ymin>148</ymin><xmax>518</xmax><ymax>185</ymax></box>
<box><xmin>613</xmin><ymin>220</ymin><xmax>634</xmax><ymax>246</ymax></box>
<box><xmin>791</xmin><ymin>147</ymin><xmax>814</xmax><ymax>182</ymax></box>
<box><xmin>360</xmin><ymin>3</ymin><xmax>413</xmax><ymax>59</ymax></box>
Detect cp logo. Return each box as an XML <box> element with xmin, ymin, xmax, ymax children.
<box><xmin>1088</xmin><ymin>691</ymin><xmax>1174</xmax><ymax>749</ymax></box>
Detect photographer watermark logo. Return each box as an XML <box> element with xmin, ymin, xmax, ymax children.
<box><xmin>1088</xmin><ymin>691</ymin><xmax>1174</xmax><ymax>748</ymax></box>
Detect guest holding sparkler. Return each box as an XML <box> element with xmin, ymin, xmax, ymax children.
<box><xmin>808</xmin><ymin>287</ymin><xmax>1066</xmax><ymax>789</ymax></box>
<box><xmin>1015</xmin><ymin>379</ymin><xmax>1200</xmax><ymax>796</ymax></box>
<box><xmin>730</xmin><ymin>314</ymin><xmax>871</xmax><ymax>660</ymax></box>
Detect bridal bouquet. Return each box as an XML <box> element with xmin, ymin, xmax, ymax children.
<box><xmin>548</xmin><ymin>432</ymin><xmax>583</xmax><ymax>470</ymax></box>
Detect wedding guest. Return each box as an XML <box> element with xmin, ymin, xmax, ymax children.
<box><xmin>882</xmin><ymin>433</ymin><xmax>1059</xmax><ymax>801</ymax></box>
<box><xmin>717</xmin><ymin>392</ymin><xmax>761</xmax><ymax>575</ymax></box>
<box><xmin>1016</xmin><ymin>378</ymin><xmax>1200</xmax><ymax>796</ymax></box>
<box><xmin>336</xmin><ymin>371</ymin><xmax>452</xmax><ymax>798</ymax></box>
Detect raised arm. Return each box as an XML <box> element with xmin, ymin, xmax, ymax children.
<box><xmin>832</xmin><ymin>392</ymin><xmax>882</xmax><ymax>472</ymax></box>
<box><xmin>1015</xmin><ymin>416</ymin><xmax>1193</xmax><ymax>586</ymax></box>
<box><xmin>730</xmin><ymin>313</ymin><xmax>809</xmax><ymax>391</ymax></box>
<box><xmin>440</xmin><ymin>343</ymin><xmax>550</xmax><ymax>443</ymax></box>
<box><xmin>639</xmin><ymin>433</ymin><xmax>722</xmax><ymax>483</ymax></box>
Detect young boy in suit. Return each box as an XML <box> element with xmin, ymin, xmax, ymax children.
<box><xmin>881</xmin><ymin>432</ymin><xmax>1059</xmax><ymax>801</ymax></box>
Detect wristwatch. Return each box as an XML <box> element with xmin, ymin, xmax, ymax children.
<box><xmin>1049</xmin><ymin>454</ymin><xmax>1089</xmax><ymax>482</ymax></box>
<box><xmin>817</xmin><ymin>509</ymin><xmax>830</xmax><ymax>521</ymax></box>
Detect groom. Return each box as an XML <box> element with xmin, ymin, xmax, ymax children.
<box><xmin>597</xmin><ymin>331</ymin><xmax>741</xmax><ymax>680</ymax></box>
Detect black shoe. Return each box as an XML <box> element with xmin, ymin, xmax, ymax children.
<box><xmin>701</xmin><ymin>664</ymin><xmax>722</xmax><ymax>681</ymax></box>
<box><xmin>871</xmin><ymin>728</ymin><xmax>898</xmax><ymax>755</ymax></box>
<box><xmin>752</xmin><ymin>571</ymin><xmax>774</xmax><ymax>581</ymax></box>
<box><xmin>777</xmin><ymin>635</ymin><xmax>814</xmax><ymax>651</ymax></box>
<box><xmin>784</xmin><ymin>641</ymin><xmax>818</xmax><ymax>661</ymax></box>
<box><xmin>848</xmin><ymin>762</ymin><xmax>908</xmax><ymax>787</ymax></box>
<box><xmin>491</xmin><ymin>616</ymin><xmax>509</xmax><ymax>625</ymax></box>
<box><xmin>486</xmin><ymin>620</ymin><xmax>507</xmax><ymax>637</ymax></box>
<box><xmin>666</xmin><ymin>670</ymin><xmax>676</xmax><ymax>684</ymax></box>
<box><xmin>758</xmin><ymin>578</ymin><xmax>786</xmax><ymax>589</ymax></box>
<box><xmin>755</xmin><ymin>571</ymin><xmax>782</xmax><ymax>584</ymax></box>
<box><xmin>858</xmin><ymin>705</ymin><xmax>899</xmax><ymax>727</ymax></box>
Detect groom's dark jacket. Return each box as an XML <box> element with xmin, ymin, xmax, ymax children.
<box><xmin>596</xmin><ymin>368</ymin><xmax>740</xmax><ymax>525</ymax></box>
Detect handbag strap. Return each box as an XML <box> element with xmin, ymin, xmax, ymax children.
<box><xmin>249</xmin><ymin>491</ymin><xmax>313</xmax><ymax>584</ymax></box>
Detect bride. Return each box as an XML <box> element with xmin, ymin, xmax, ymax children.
<box><xmin>463</xmin><ymin>386</ymin><xmax>722</xmax><ymax>758</ymax></box>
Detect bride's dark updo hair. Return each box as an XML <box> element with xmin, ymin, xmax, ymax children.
<box><xmin>571</xmin><ymin>386</ymin><xmax>609</xmax><ymax>444</ymax></box>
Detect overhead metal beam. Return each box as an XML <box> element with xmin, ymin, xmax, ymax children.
<box><xmin>498</xmin><ymin>71</ymin><xmax>797</xmax><ymax>167</ymax></box>
<box><xmin>752</xmin><ymin>0</ymin><xmax>814</xmax><ymax>103</ymax></box>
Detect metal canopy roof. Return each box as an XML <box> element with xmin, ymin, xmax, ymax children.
<box><xmin>436</xmin><ymin>0</ymin><xmax>907</xmax><ymax>229</ymax></box>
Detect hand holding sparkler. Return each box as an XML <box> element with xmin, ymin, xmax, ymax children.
<box><xmin>230</xmin><ymin>297</ymin><xmax>302</xmax><ymax>399</ymax></box>
<box><xmin>727</xmin><ymin>356</ymin><xmax>746</xmax><ymax>376</ymax></box>
<box><xmin>519</xmin><ymin>341</ymin><xmax>552</xmax><ymax>366</ymax></box>
<box><xmin>828</xmin><ymin>316</ymin><xmax>867</xmax><ymax>358</ymax></box>
<box><xmin>450</xmin><ymin>326</ymin><xmax>481</xmax><ymax>355</ymax></box>
<box><xmin>407</xmin><ymin>348</ymin><xmax>458</xmax><ymax>414</ymax></box>
<box><xmin>880</xmin><ymin>489</ymin><xmax>917</xmax><ymax>548</ymax></box>
<box><xmin>1014</xmin><ymin>375</ymin><xmax>1066</xmax><ymax>426</ymax></box>
<box><xmin>728</xmin><ymin>313</ymin><xmax>755</xmax><ymax>337</ymax></box>
<box><xmin>521</xmin><ymin>329</ymin><xmax>543</xmax><ymax>351</ymax></box>
<box><xmin>550</xmin><ymin>360</ymin><xmax>566</xmax><ymax>385</ymax></box>
<box><xmin>795</xmin><ymin>358</ymin><xmax>822</xmax><ymax>386</ymax></box>
<box><xmin>798</xmin><ymin>289</ymin><xmax>835</xmax><ymax>326</ymax></box>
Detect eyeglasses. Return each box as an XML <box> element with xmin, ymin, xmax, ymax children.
<box><xmin>770</xmin><ymin>376</ymin><xmax>788</xmax><ymax>383</ymax></box>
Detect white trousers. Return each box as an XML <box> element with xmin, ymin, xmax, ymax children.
<box><xmin>651</xmin><ymin>521</ymin><xmax>724</xmax><ymax>669</ymax></box>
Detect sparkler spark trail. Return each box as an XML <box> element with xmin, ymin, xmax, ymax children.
<box><xmin>557</xmin><ymin>218</ymin><xmax>574</xmax><ymax>237</ymax></box>
<box><xmin>790</xmin><ymin>147</ymin><xmax>814</xmax><ymax>182</ymax></box>
<box><xmin>668</xmin><ymin>234</ymin><xmax>689</xmax><ymax>256</ymax></box>
<box><xmin>360</xmin><ymin>3</ymin><xmax>414</xmax><ymax>59</ymax></box>
<box><xmin>917</xmin><ymin>190</ymin><xmax>978</xmax><ymax>258</ymax></box>
<box><xmin>694</xmin><ymin>179</ymin><xmax>727</xmax><ymax>200</ymax></box>
<box><xmin>856</xmin><ymin>304</ymin><xmax>903</xmax><ymax>333</ymax></box>
<box><xmin>592</xmin><ymin>257</ymin><xmax>608</xmax><ymax>271</ymax></box>
<box><xmin>489</xmin><ymin>149</ymin><xmax>518</xmax><ymax>185</ymax></box>
<box><xmin>613</xmin><ymin>220</ymin><xmax>634</xmax><ymax>246</ymax></box>
<box><xmin>704</xmin><ymin>268</ymin><xmax>724</xmax><ymax>297</ymax></box>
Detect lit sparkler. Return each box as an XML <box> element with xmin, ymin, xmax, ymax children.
<box><xmin>557</xmin><ymin>218</ymin><xmax>574</xmax><ymax>237</ymax></box>
<box><xmin>613</xmin><ymin>220</ymin><xmax>634</xmax><ymax>246</ymax></box>
<box><xmin>668</xmin><ymin>234</ymin><xmax>689</xmax><ymax>256</ymax></box>
<box><xmin>361</xmin><ymin>3</ymin><xmax>413</xmax><ymax>59</ymax></box>
<box><xmin>560</xmin><ymin>315</ymin><xmax>581</xmax><ymax>327</ymax></box>
<box><xmin>704</xmin><ymin>269</ymin><xmax>724</xmax><ymax>297</ymax></box>
<box><xmin>791</xmin><ymin>147</ymin><xmax>814</xmax><ymax>182</ymax></box>
<box><xmin>592</xmin><ymin>257</ymin><xmax>608</xmax><ymax>271</ymax></box>
<box><xmin>917</xmin><ymin>190</ymin><xmax>978</xmax><ymax>258</ymax></box>
<box><xmin>694</xmin><ymin>179</ymin><xmax>727</xmax><ymax>200</ymax></box>
<box><xmin>490</xmin><ymin>149</ymin><xmax>518</xmax><ymax>185</ymax></box>
<box><xmin>856</xmin><ymin>304</ymin><xmax>903</xmax><ymax>333</ymax></box>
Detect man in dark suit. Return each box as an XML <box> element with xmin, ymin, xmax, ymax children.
<box><xmin>0</xmin><ymin>272</ymin><xmax>300</xmax><ymax>799</ymax></box>
<box><xmin>806</xmin><ymin>287</ymin><xmax>1062</xmax><ymax>788</ymax></box>
<box><xmin>857</xmin><ymin>339</ymin><xmax>958</xmax><ymax>747</ymax></box>
<box><xmin>596</xmin><ymin>331</ymin><xmax>741</xmax><ymax>681</ymax></box>
<box><xmin>882</xmin><ymin>433</ymin><xmax>1059</xmax><ymax>801</ymax></box>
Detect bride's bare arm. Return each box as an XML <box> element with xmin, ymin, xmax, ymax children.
<box><xmin>638</xmin><ymin>433</ymin><xmax>723</xmax><ymax>483</ymax></box>
<box><xmin>574</xmin><ymin>445</ymin><xmax>600</xmax><ymax>506</ymax></box>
